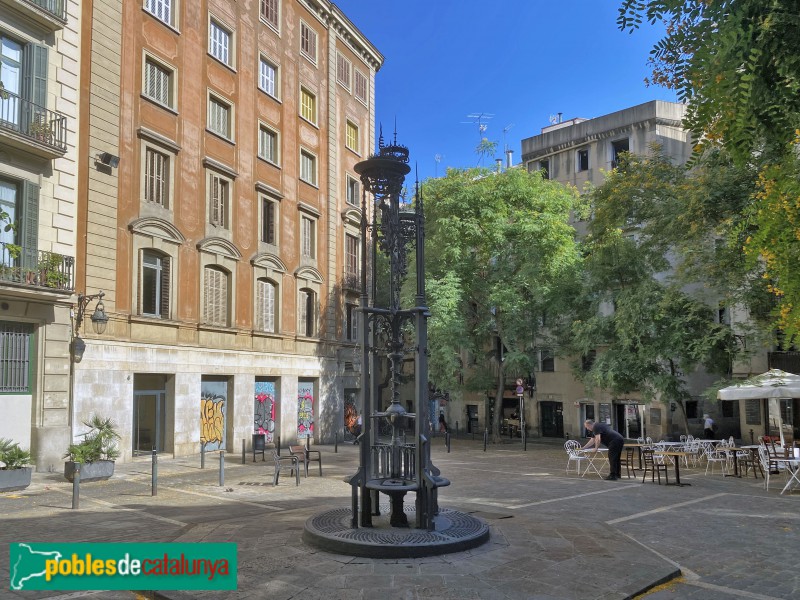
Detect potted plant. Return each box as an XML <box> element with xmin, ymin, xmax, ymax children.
<box><xmin>37</xmin><ymin>252</ymin><xmax>69</xmax><ymax>289</ymax></box>
<box><xmin>0</xmin><ymin>438</ymin><xmax>34</xmax><ymax>492</ymax></box>
<box><xmin>63</xmin><ymin>415</ymin><xmax>120</xmax><ymax>482</ymax></box>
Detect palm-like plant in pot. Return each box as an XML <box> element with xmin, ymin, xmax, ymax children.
<box><xmin>0</xmin><ymin>438</ymin><xmax>34</xmax><ymax>492</ymax></box>
<box><xmin>64</xmin><ymin>415</ymin><xmax>120</xmax><ymax>482</ymax></box>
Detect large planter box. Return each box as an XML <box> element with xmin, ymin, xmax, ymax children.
<box><xmin>64</xmin><ymin>460</ymin><xmax>115</xmax><ymax>483</ymax></box>
<box><xmin>0</xmin><ymin>467</ymin><xmax>33</xmax><ymax>492</ymax></box>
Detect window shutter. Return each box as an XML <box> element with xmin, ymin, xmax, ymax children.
<box><xmin>20</xmin><ymin>181</ymin><xmax>39</xmax><ymax>271</ymax></box>
<box><xmin>160</xmin><ymin>256</ymin><xmax>170</xmax><ymax>318</ymax></box>
<box><xmin>256</xmin><ymin>279</ymin><xmax>265</xmax><ymax>331</ymax></box>
<box><xmin>23</xmin><ymin>43</ymin><xmax>48</xmax><ymax>108</ymax></box>
<box><xmin>266</xmin><ymin>201</ymin><xmax>275</xmax><ymax>243</ymax></box>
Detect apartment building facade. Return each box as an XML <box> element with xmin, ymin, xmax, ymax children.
<box><xmin>0</xmin><ymin>0</ymin><xmax>80</xmax><ymax>470</ymax></box>
<box><xmin>73</xmin><ymin>0</ymin><xmax>380</xmax><ymax>461</ymax></box>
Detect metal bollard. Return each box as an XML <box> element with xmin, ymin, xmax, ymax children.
<box><xmin>276</xmin><ymin>434</ymin><xmax>281</xmax><ymax>456</ymax></box>
<box><xmin>219</xmin><ymin>450</ymin><xmax>225</xmax><ymax>487</ymax></box>
<box><xmin>152</xmin><ymin>448</ymin><xmax>158</xmax><ymax>496</ymax></box>
<box><xmin>200</xmin><ymin>443</ymin><xmax>205</xmax><ymax>469</ymax></box>
<box><xmin>484</xmin><ymin>428</ymin><xmax>488</xmax><ymax>452</ymax></box>
<box><xmin>72</xmin><ymin>463</ymin><xmax>80</xmax><ymax>509</ymax></box>
<box><xmin>446</xmin><ymin>431</ymin><xmax>451</xmax><ymax>453</ymax></box>
<box><xmin>455</xmin><ymin>421</ymin><xmax>459</xmax><ymax>438</ymax></box>
<box><xmin>750</xmin><ymin>429</ymin><xmax>754</xmax><ymax>445</ymax></box>
<box><xmin>242</xmin><ymin>438</ymin><xmax>246</xmax><ymax>464</ymax></box>
<box><xmin>523</xmin><ymin>428</ymin><xmax>527</xmax><ymax>452</ymax></box>
<box><xmin>334</xmin><ymin>432</ymin><xmax>338</xmax><ymax>453</ymax></box>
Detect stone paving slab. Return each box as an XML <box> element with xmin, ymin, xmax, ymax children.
<box><xmin>1</xmin><ymin>438</ymin><xmax>798</xmax><ymax>599</ymax></box>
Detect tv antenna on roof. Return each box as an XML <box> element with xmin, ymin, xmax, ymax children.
<box><xmin>461</xmin><ymin>112</ymin><xmax>494</xmax><ymax>140</ymax></box>
<box><xmin>502</xmin><ymin>123</ymin><xmax>514</xmax><ymax>152</ymax></box>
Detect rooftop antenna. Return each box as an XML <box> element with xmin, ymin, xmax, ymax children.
<box><xmin>434</xmin><ymin>153</ymin><xmax>443</xmax><ymax>178</ymax></box>
<box><xmin>461</xmin><ymin>112</ymin><xmax>494</xmax><ymax>140</ymax></box>
<box><xmin>502</xmin><ymin>123</ymin><xmax>514</xmax><ymax>152</ymax></box>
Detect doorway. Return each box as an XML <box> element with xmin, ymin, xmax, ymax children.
<box><xmin>614</xmin><ymin>403</ymin><xmax>644</xmax><ymax>439</ymax></box>
<box><xmin>540</xmin><ymin>401</ymin><xmax>564</xmax><ymax>437</ymax></box>
<box><xmin>133</xmin><ymin>391</ymin><xmax>165</xmax><ymax>455</ymax></box>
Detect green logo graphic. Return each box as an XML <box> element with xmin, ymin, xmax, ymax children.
<box><xmin>9</xmin><ymin>543</ymin><xmax>237</xmax><ymax>591</ymax></box>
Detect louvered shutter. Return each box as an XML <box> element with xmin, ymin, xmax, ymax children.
<box><xmin>19</xmin><ymin>181</ymin><xmax>39</xmax><ymax>271</ymax></box>
<box><xmin>160</xmin><ymin>256</ymin><xmax>170</xmax><ymax>318</ymax></box>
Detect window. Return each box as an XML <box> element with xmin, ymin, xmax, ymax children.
<box><xmin>261</xmin><ymin>195</ymin><xmax>277</xmax><ymax>245</ymax></box>
<box><xmin>346</xmin><ymin>303</ymin><xmax>358</xmax><ymax>341</ymax></box>
<box><xmin>145</xmin><ymin>0</ymin><xmax>174</xmax><ymax>27</ymax></box>
<box><xmin>346</xmin><ymin>121</ymin><xmax>359</xmax><ymax>153</ymax></box>
<box><xmin>0</xmin><ymin>321</ymin><xmax>33</xmax><ymax>393</ymax></box>
<box><xmin>256</xmin><ymin>278</ymin><xmax>277</xmax><ymax>333</ymax></box>
<box><xmin>577</xmin><ymin>148</ymin><xmax>589</xmax><ymax>172</ymax></box>
<box><xmin>258</xmin><ymin>123</ymin><xmax>278</xmax><ymax>164</ymax></box>
<box><xmin>260</xmin><ymin>0</ymin><xmax>279</xmax><ymax>29</ymax></box>
<box><xmin>208</xmin><ymin>94</ymin><xmax>232</xmax><ymax>139</ymax></box>
<box><xmin>208</xmin><ymin>172</ymin><xmax>230</xmax><ymax>228</ymax></box>
<box><xmin>143</xmin><ymin>56</ymin><xmax>174</xmax><ymax>108</ymax></box>
<box><xmin>686</xmin><ymin>400</ymin><xmax>699</xmax><ymax>419</ymax></box>
<box><xmin>300</xmin><ymin>22</ymin><xmax>317</xmax><ymax>62</ymax></box>
<box><xmin>299</xmin><ymin>149</ymin><xmax>317</xmax><ymax>186</ymax></box>
<box><xmin>141</xmin><ymin>250</ymin><xmax>170</xmax><ymax>318</ymax></box>
<box><xmin>346</xmin><ymin>175</ymin><xmax>359</xmax><ymax>206</ymax></box>
<box><xmin>538</xmin><ymin>159</ymin><xmax>550</xmax><ymax>179</ymax></box>
<box><xmin>203</xmin><ymin>266</ymin><xmax>229</xmax><ymax>326</ymax></box>
<box><xmin>298</xmin><ymin>288</ymin><xmax>316</xmax><ymax>336</ymax></box>
<box><xmin>354</xmin><ymin>69</ymin><xmax>367</xmax><ymax>104</ymax></box>
<box><xmin>581</xmin><ymin>349</ymin><xmax>596</xmax><ymax>372</ymax></box>
<box><xmin>300</xmin><ymin>87</ymin><xmax>316</xmax><ymax>124</ymax></box>
<box><xmin>0</xmin><ymin>177</ymin><xmax>39</xmax><ymax>272</ymax></box>
<box><xmin>540</xmin><ymin>348</ymin><xmax>554</xmax><ymax>372</ymax></box>
<box><xmin>345</xmin><ymin>234</ymin><xmax>359</xmax><ymax>279</ymax></box>
<box><xmin>209</xmin><ymin>19</ymin><xmax>232</xmax><ymax>66</ymax></box>
<box><xmin>258</xmin><ymin>56</ymin><xmax>278</xmax><ymax>98</ymax></box>
<box><xmin>300</xmin><ymin>215</ymin><xmax>316</xmax><ymax>259</ymax></box>
<box><xmin>336</xmin><ymin>53</ymin><xmax>351</xmax><ymax>89</ymax></box>
<box><xmin>1</xmin><ymin>34</ymin><xmax>47</xmax><ymax>131</ymax></box>
<box><xmin>144</xmin><ymin>147</ymin><xmax>170</xmax><ymax>207</ymax></box>
<box><xmin>611</xmin><ymin>138</ymin><xmax>629</xmax><ymax>168</ymax></box>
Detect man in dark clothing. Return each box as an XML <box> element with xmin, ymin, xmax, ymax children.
<box><xmin>582</xmin><ymin>419</ymin><xmax>625</xmax><ymax>480</ymax></box>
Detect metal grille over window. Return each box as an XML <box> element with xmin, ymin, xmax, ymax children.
<box><xmin>0</xmin><ymin>322</ymin><xmax>32</xmax><ymax>393</ymax></box>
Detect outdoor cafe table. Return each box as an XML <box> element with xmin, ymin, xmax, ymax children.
<box><xmin>578</xmin><ymin>448</ymin><xmax>609</xmax><ymax>478</ymax></box>
<box><xmin>773</xmin><ymin>456</ymin><xmax>800</xmax><ymax>495</ymax></box>
<box><xmin>653</xmin><ymin>451</ymin><xmax>692</xmax><ymax>487</ymax></box>
<box><xmin>717</xmin><ymin>445</ymin><xmax>747</xmax><ymax>478</ymax></box>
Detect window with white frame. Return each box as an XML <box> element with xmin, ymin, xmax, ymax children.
<box><xmin>208</xmin><ymin>171</ymin><xmax>231</xmax><ymax>228</ymax></box>
<box><xmin>298</xmin><ymin>288</ymin><xmax>316</xmax><ymax>336</ymax></box>
<box><xmin>299</xmin><ymin>149</ymin><xmax>317</xmax><ymax>186</ymax></box>
<box><xmin>145</xmin><ymin>0</ymin><xmax>175</xmax><ymax>27</ymax></box>
<box><xmin>141</xmin><ymin>250</ymin><xmax>171</xmax><ymax>318</ymax></box>
<box><xmin>260</xmin><ymin>0</ymin><xmax>279</xmax><ymax>29</ymax></box>
<box><xmin>346</xmin><ymin>120</ymin><xmax>359</xmax><ymax>153</ymax></box>
<box><xmin>346</xmin><ymin>175</ymin><xmax>359</xmax><ymax>206</ymax></box>
<box><xmin>300</xmin><ymin>214</ymin><xmax>316</xmax><ymax>259</ymax></box>
<box><xmin>345</xmin><ymin>233</ymin><xmax>359</xmax><ymax>279</ymax></box>
<box><xmin>300</xmin><ymin>87</ymin><xmax>316</xmax><ymax>124</ymax></box>
<box><xmin>203</xmin><ymin>266</ymin><xmax>229</xmax><ymax>326</ymax></box>
<box><xmin>345</xmin><ymin>302</ymin><xmax>358</xmax><ymax>341</ymax></box>
<box><xmin>144</xmin><ymin>147</ymin><xmax>170</xmax><ymax>207</ymax></box>
<box><xmin>354</xmin><ymin>69</ymin><xmax>368</xmax><ymax>104</ymax></box>
<box><xmin>256</xmin><ymin>277</ymin><xmax>277</xmax><ymax>333</ymax></box>
<box><xmin>336</xmin><ymin>53</ymin><xmax>351</xmax><ymax>89</ymax></box>
<box><xmin>208</xmin><ymin>94</ymin><xmax>232</xmax><ymax>139</ymax></box>
<box><xmin>258</xmin><ymin>56</ymin><xmax>278</xmax><ymax>98</ymax></box>
<box><xmin>143</xmin><ymin>55</ymin><xmax>174</xmax><ymax>108</ymax></box>
<box><xmin>300</xmin><ymin>22</ymin><xmax>317</xmax><ymax>63</ymax></box>
<box><xmin>258</xmin><ymin>123</ymin><xmax>278</xmax><ymax>164</ymax></box>
<box><xmin>209</xmin><ymin>18</ymin><xmax>232</xmax><ymax>66</ymax></box>
<box><xmin>261</xmin><ymin>194</ymin><xmax>278</xmax><ymax>245</ymax></box>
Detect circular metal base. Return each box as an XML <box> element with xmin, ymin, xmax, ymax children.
<box><xmin>303</xmin><ymin>505</ymin><xmax>490</xmax><ymax>558</ymax></box>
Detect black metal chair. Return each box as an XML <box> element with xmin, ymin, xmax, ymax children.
<box><xmin>620</xmin><ymin>447</ymin><xmax>638</xmax><ymax>479</ymax></box>
<box><xmin>272</xmin><ymin>450</ymin><xmax>299</xmax><ymax>486</ymax></box>
<box><xmin>289</xmin><ymin>444</ymin><xmax>322</xmax><ymax>477</ymax></box>
<box><xmin>252</xmin><ymin>433</ymin><xmax>266</xmax><ymax>462</ymax></box>
<box><xmin>641</xmin><ymin>448</ymin><xmax>669</xmax><ymax>485</ymax></box>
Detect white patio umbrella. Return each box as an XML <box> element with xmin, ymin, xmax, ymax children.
<box><xmin>717</xmin><ymin>369</ymin><xmax>800</xmax><ymax>445</ymax></box>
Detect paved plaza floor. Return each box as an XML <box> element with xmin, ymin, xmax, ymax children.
<box><xmin>1</xmin><ymin>437</ymin><xmax>798</xmax><ymax>599</ymax></box>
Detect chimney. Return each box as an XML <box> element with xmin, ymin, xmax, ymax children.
<box><xmin>505</xmin><ymin>149</ymin><xmax>514</xmax><ymax>169</ymax></box>
<box><xmin>495</xmin><ymin>158</ymin><xmax>503</xmax><ymax>173</ymax></box>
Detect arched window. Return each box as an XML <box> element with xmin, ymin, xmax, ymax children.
<box><xmin>256</xmin><ymin>278</ymin><xmax>278</xmax><ymax>333</ymax></box>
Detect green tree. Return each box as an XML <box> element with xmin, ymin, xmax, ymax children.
<box><xmin>618</xmin><ymin>0</ymin><xmax>800</xmax><ymax>337</ymax></box>
<box><xmin>422</xmin><ymin>167</ymin><xmax>581</xmax><ymax>441</ymax></box>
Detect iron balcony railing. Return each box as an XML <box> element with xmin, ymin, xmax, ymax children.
<box><xmin>24</xmin><ymin>0</ymin><xmax>68</xmax><ymax>21</ymax></box>
<box><xmin>0</xmin><ymin>89</ymin><xmax>68</xmax><ymax>153</ymax></box>
<box><xmin>0</xmin><ymin>242</ymin><xmax>75</xmax><ymax>292</ymax></box>
<box><xmin>342</xmin><ymin>271</ymin><xmax>361</xmax><ymax>291</ymax></box>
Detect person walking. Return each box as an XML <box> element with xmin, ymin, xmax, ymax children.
<box><xmin>438</xmin><ymin>412</ymin><xmax>448</xmax><ymax>433</ymax></box>
<box><xmin>703</xmin><ymin>414</ymin><xmax>715</xmax><ymax>439</ymax></box>
<box><xmin>582</xmin><ymin>419</ymin><xmax>624</xmax><ymax>480</ymax></box>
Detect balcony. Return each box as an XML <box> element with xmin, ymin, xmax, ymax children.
<box><xmin>0</xmin><ymin>243</ymin><xmax>74</xmax><ymax>293</ymax></box>
<box><xmin>0</xmin><ymin>0</ymin><xmax>67</xmax><ymax>29</ymax></box>
<box><xmin>0</xmin><ymin>91</ymin><xmax>68</xmax><ymax>158</ymax></box>
<box><xmin>343</xmin><ymin>271</ymin><xmax>361</xmax><ymax>292</ymax></box>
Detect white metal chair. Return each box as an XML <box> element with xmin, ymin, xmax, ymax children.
<box><xmin>565</xmin><ymin>440</ymin><xmax>588</xmax><ymax>475</ymax></box>
<box><xmin>705</xmin><ymin>444</ymin><xmax>728</xmax><ymax>475</ymax></box>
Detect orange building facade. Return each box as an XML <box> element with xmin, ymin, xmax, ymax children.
<box><xmin>74</xmin><ymin>0</ymin><xmax>381</xmax><ymax>459</ymax></box>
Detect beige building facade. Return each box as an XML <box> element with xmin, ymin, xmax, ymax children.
<box><xmin>73</xmin><ymin>0</ymin><xmax>380</xmax><ymax>461</ymax></box>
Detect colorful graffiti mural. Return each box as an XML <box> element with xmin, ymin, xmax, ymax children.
<box><xmin>254</xmin><ymin>380</ymin><xmax>276</xmax><ymax>443</ymax></box>
<box><xmin>201</xmin><ymin>378</ymin><xmax>227</xmax><ymax>451</ymax></box>
<box><xmin>344</xmin><ymin>390</ymin><xmax>358</xmax><ymax>437</ymax></box>
<box><xmin>297</xmin><ymin>382</ymin><xmax>314</xmax><ymax>439</ymax></box>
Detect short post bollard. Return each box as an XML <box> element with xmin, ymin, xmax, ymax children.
<box><xmin>200</xmin><ymin>443</ymin><xmax>205</xmax><ymax>469</ymax></box>
<box><xmin>446</xmin><ymin>431</ymin><xmax>451</xmax><ymax>453</ymax></box>
<box><xmin>523</xmin><ymin>428</ymin><xmax>527</xmax><ymax>452</ymax></box>
<box><xmin>334</xmin><ymin>432</ymin><xmax>338</xmax><ymax>453</ymax></box>
<box><xmin>750</xmin><ymin>429</ymin><xmax>755</xmax><ymax>445</ymax></box>
<box><xmin>455</xmin><ymin>421</ymin><xmax>459</xmax><ymax>438</ymax></box>
<box><xmin>276</xmin><ymin>434</ymin><xmax>281</xmax><ymax>456</ymax></box>
<box><xmin>242</xmin><ymin>438</ymin><xmax>246</xmax><ymax>464</ymax></box>
<box><xmin>219</xmin><ymin>450</ymin><xmax>225</xmax><ymax>487</ymax></box>
<box><xmin>484</xmin><ymin>428</ymin><xmax>488</xmax><ymax>452</ymax></box>
<box><xmin>152</xmin><ymin>448</ymin><xmax>158</xmax><ymax>496</ymax></box>
<box><xmin>72</xmin><ymin>463</ymin><xmax>80</xmax><ymax>509</ymax></box>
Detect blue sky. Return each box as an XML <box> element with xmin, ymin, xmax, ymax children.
<box><xmin>334</xmin><ymin>0</ymin><xmax>678</xmax><ymax>181</ymax></box>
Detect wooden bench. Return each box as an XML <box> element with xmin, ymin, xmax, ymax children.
<box><xmin>289</xmin><ymin>444</ymin><xmax>322</xmax><ymax>477</ymax></box>
<box><xmin>271</xmin><ymin>450</ymin><xmax>299</xmax><ymax>486</ymax></box>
